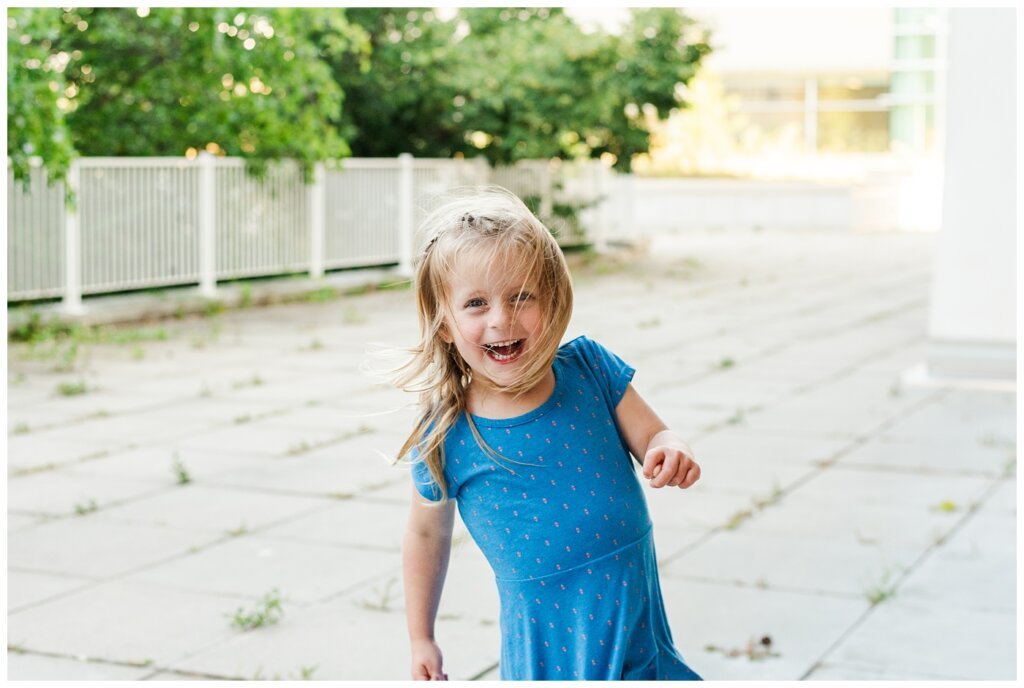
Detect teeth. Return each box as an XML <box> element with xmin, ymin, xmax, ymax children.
<box><xmin>486</xmin><ymin>339</ymin><xmax>519</xmax><ymax>348</ymax></box>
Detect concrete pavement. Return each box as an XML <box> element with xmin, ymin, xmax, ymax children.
<box><xmin>6</xmin><ymin>229</ymin><xmax>1017</xmax><ymax>680</ymax></box>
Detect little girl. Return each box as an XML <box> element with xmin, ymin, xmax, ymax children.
<box><xmin>396</xmin><ymin>187</ymin><xmax>702</xmax><ymax>681</ymax></box>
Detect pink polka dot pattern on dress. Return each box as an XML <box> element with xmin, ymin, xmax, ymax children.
<box><xmin>410</xmin><ymin>336</ymin><xmax>700</xmax><ymax>680</ymax></box>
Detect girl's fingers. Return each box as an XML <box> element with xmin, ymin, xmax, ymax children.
<box><xmin>678</xmin><ymin>463</ymin><xmax>701</xmax><ymax>488</ymax></box>
<box><xmin>653</xmin><ymin>453</ymin><xmax>679</xmax><ymax>487</ymax></box>
<box><xmin>642</xmin><ymin>448</ymin><xmax>665</xmax><ymax>479</ymax></box>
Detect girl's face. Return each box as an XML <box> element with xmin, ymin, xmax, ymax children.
<box><xmin>441</xmin><ymin>249</ymin><xmax>545</xmax><ymax>390</ymax></box>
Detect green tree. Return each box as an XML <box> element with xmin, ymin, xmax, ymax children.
<box><xmin>8</xmin><ymin>7</ymin><xmax>369</xmax><ymax>183</ymax></box>
<box><xmin>332</xmin><ymin>8</ymin><xmax>465</xmax><ymax>158</ymax></box>
<box><xmin>7</xmin><ymin>8</ymin><xmax>75</xmax><ymax>186</ymax></box>
<box><xmin>333</xmin><ymin>8</ymin><xmax>711</xmax><ymax>171</ymax></box>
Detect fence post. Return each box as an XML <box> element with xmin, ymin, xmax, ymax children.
<box><xmin>309</xmin><ymin>162</ymin><xmax>326</xmax><ymax>279</ymax></box>
<box><xmin>62</xmin><ymin>160</ymin><xmax>84</xmax><ymax>315</ymax></box>
<box><xmin>621</xmin><ymin>172</ymin><xmax>637</xmax><ymax>244</ymax></box>
<box><xmin>540</xmin><ymin>161</ymin><xmax>553</xmax><ymax>219</ymax></box>
<box><xmin>397</xmin><ymin>153</ymin><xmax>414</xmax><ymax>277</ymax></box>
<box><xmin>197</xmin><ymin>152</ymin><xmax>217</xmax><ymax>298</ymax></box>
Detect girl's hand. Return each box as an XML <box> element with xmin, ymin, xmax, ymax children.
<box><xmin>411</xmin><ymin>638</ymin><xmax>448</xmax><ymax>680</ymax></box>
<box><xmin>643</xmin><ymin>445</ymin><xmax>700</xmax><ymax>489</ymax></box>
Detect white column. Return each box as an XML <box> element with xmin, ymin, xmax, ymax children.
<box><xmin>197</xmin><ymin>152</ymin><xmax>217</xmax><ymax>298</ymax></box>
<box><xmin>921</xmin><ymin>8</ymin><xmax>1016</xmax><ymax>384</ymax></box>
<box><xmin>397</xmin><ymin>153</ymin><xmax>415</xmax><ymax>277</ymax></box>
<box><xmin>309</xmin><ymin>162</ymin><xmax>326</xmax><ymax>279</ymax></box>
<box><xmin>62</xmin><ymin>160</ymin><xmax>84</xmax><ymax>315</ymax></box>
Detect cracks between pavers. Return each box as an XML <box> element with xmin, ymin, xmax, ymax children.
<box><xmin>656</xmin><ymin>384</ymin><xmax>948</xmax><ymax>570</ymax></box>
<box><xmin>797</xmin><ymin>468</ymin><xmax>1015</xmax><ymax>680</ymax></box>
<box><xmin>6</xmin><ymin>491</ymin><xmax>385</xmax><ymax>616</ymax></box>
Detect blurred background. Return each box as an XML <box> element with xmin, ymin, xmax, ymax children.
<box><xmin>5</xmin><ymin>5</ymin><xmax>1017</xmax><ymax>681</ymax></box>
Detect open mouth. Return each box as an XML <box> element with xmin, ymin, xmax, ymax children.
<box><xmin>482</xmin><ymin>339</ymin><xmax>525</xmax><ymax>362</ymax></box>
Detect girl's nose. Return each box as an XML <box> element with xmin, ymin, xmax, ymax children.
<box><xmin>488</xmin><ymin>302</ymin><xmax>512</xmax><ymax>329</ymax></box>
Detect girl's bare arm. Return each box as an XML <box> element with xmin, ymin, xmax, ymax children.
<box><xmin>616</xmin><ymin>384</ymin><xmax>701</xmax><ymax>489</ymax></box>
<box><xmin>403</xmin><ymin>486</ymin><xmax>456</xmax><ymax>680</ymax></box>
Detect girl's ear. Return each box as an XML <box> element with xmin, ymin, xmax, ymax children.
<box><xmin>438</xmin><ymin>320</ymin><xmax>453</xmax><ymax>344</ymax></box>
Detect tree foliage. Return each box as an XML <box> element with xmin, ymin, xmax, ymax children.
<box><xmin>334</xmin><ymin>8</ymin><xmax>711</xmax><ymax>170</ymax></box>
<box><xmin>7</xmin><ymin>8</ymin><xmax>76</xmax><ymax>185</ymax></box>
<box><xmin>8</xmin><ymin>7</ymin><xmax>710</xmax><ymax>183</ymax></box>
<box><xmin>8</xmin><ymin>7</ymin><xmax>368</xmax><ymax>182</ymax></box>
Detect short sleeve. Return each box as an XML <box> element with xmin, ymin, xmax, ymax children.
<box><xmin>564</xmin><ymin>336</ymin><xmax>636</xmax><ymax>410</ymax></box>
<box><xmin>409</xmin><ymin>446</ymin><xmax>445</xmax><ymax>502</ymax></box>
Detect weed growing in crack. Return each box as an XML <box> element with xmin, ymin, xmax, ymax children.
<box><xmin>74</xmin><ymin>499</ymin><xmax>99</xmax><ymax>516</ymax></box>
<box><xmin>229</xmin><ymin>588</ymin><xmax>284</xmax><ymax>631</ymax></box>
<box><xmin>357</xmin><ymin>578</ymin><xmax>399</xmax><ymax>612</ymax></box>
<box><xmin>57</xmin><ymin>380</ymin><xmax>88</xmax><ymax>397</ymax></box>
<box><xmin>172</xmin><ymin>453</ymin><xmax>192</xmax><ymax>485</ymax></box>
<box><xmin>864</xmin><ymin>569</ymin><xmax>898</xmax><ymax>606</ymax></box>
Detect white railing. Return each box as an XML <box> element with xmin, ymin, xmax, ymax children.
<box><xmin>7</xmin><ymin>155</ymin><xmax>610</xmax><ymax>308</ymax></box>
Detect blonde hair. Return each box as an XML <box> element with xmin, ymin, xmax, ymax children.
<box><xmin>394</xmin><ymin>186</ymin><xmax>574</xmax><ymax>501</ymax></box>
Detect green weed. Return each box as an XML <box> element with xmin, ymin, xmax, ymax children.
<box><xmin>12</xmin><ymin>423</ymin><xmax>31</xmax><ymax>435</ymax></box>
<box><xmin>233</xmin><ymin>374</ymin><xmax>264</xmax><ymax>389</ymax></box>
<box><xmin>74</xmin><ymin>498</ymin><xmax>99</xmax><ymax>516</ymax></box>
<box><xmin>726</xmin><ymin>408</ymin><xmax>745</xmax><ymax>425</ymax></box>
<box><xmin>342</xmin><ymin>305</ymin><xmax>367</xmax><ymax>325</ymax></box>
<box><xmin>864</xmin><ymin>570</ymin><xmax>898</xmax><ymax>605</ymax></box>
<box><xmin>229</xmin><ymin>588</ymin><xmax>284</xmax><ymax>631</ymax></box>
<box><xmin>202</xmin><ymin>299</ymin><xmax>225</xmax><ymax>317</ymax></box>
<box><xmin>724</xmin><ymin>509</ymin><xmax>753</xmax><ymax>530</ymax></box>
<box><xmin>57</xmin><ymin>381</ymin><xmax>88</xmax><ymax>397</ymax></box>
<box><xmin>172</xmin><ymin>453</ymin><xmax>192</xmax><ymax>485</ymax></box>
<box><xmin>240</xmin><ymin>283</ymin><xmax>253</xmax><ymax>308</ymax></box>
<box><xmin>752</xmin><ymin>483</ymin><xmax>784</xmax><ymax>510</ymax></box>
<box><xmin>226</xmin><ymin>522</ymin><xmax>248</xmax><ymax>537</ymax></box>
<box><xmin>234</xmin><ymin>414</ymin><xmax>252</xmax><ymax>424</ymax></box>
<box><xmin>287</xmin><ymin>440</ymin><xmax>312</xmax><ymax>456</ymax></box>
<box><xmin>357</xmin><ymin>577</ymin><xmax>398</xmax><ymax>612</ymax></box>
<box><xmin>306</xmin><ymin>287</ymin><xmax>336</xmax><ymax>303</ymax></box>
<box><xmin>637</xmin><ymin>318</ymin><xmax>661</xmax><ymax>329</ymax></box>
<box><xmin>719</xmin><ymin>357</ymin><xmax>735</xmax><ymax>369</ymax></box>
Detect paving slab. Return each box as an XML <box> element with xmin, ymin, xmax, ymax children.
<box><xmin>7</xmin><ymin>579</ymin><xmax>243</xmax><ymax>668</ymax></box>
<box><xmin>8</xmin><ymin>518</ymin><xmax>219</xmax><ymax>579</ymax></box>
<box><xmin>7</xmin><ymin>469</ymin><xmax>168</xmax><ymax>518</ymax></box>
<box><xmin>203</xmin><ymin>438</ymin><xmax>402</xmax><ymax>496</ymax></box>
<box><xmin>819</xmin><ymin>598</ymin><xmax>1016</xmax><ymax>680</ymax></box>
<box><xmin>6</xmin><ymin>652</ymin><xmax>155</xmax><ymax>680</ymax></box>
<box><xmin>658</xmin><ymin>576</ymin><xmax>870</xmax><ymax>680</ymax></box>
<box><xmin>63</xmin><ymin>443</ymin><xmax>266</xmax><ymax>485</ymax></box>
<box><xmin>689</xmin><ymin>427</ymin><xmax>854</xmax><ymax>465</ymax></box>
<box><xmin>662</xmin><ymin>528</ymin><xmax>921</xmax><ymax>598</ymax></box>
<box><xmin>169</xmin><ymin>582</ymin><xmax>500</xmax><ymax>680</ymax></box>
<box><xmin>128</xmin><ymin>534</ymin><xmax>398</xmax><ymax>604</ymax></box>
<box><xmin>8</xmin><ymin>569</ymin><xmax>97</xmax><ymax>612</ymax></box>
<box><xmin>89</xmin><ymin>483</ymin><xmax>324</xmax><ymax>534</ymax></box>
<box><xmin>792</xmin><ymin>463</ymin><xmax>997</xmax><ymax>510</ymax></box>
<box><xmin>259</xmin><ymin>499</ymin><xmax>408</xmax><ymax>552</ymax></box>
<box><xmin>838</xmin><ymin>434</ymin><xmax>1013</xmax><ymax>476</ymax></box>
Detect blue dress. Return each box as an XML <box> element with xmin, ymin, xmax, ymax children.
<box><xmin>412</xmin><ymin>336</ymin><xmax>701</xmax><ymax>681</ymax></box>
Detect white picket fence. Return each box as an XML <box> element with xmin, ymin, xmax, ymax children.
<box><xmin>6</xmin><ymin>155</ymin><xmax>620</xmax><ymax>308</ymax></box>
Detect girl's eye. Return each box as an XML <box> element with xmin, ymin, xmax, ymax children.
<box><xmin>465</xmin><ymin>298</ymin><xmax>485</xmax><ymax>308</ymax></box>
<box><xmin>514</xmin><ymin>292</ymin><xmax>533</xmax><ymax>303</ymax></box>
